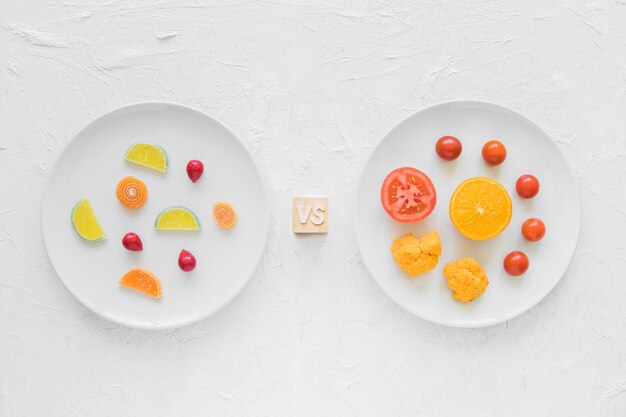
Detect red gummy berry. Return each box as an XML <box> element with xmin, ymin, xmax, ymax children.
<box><xmin>186</xmin><ymin>160</ymin><xmax>204</xmax><ymax>183</ymax></box>
<box><xmin>122</xmin><ymin>232</ymin><xmax>143</xmax><ymax>251</ymax></box>
<box><xmin>178</xmin><ymin>249</ymin><xmax>196</xmax><ymax>272</ymax></box>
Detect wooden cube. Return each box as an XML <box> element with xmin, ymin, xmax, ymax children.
<box><xmin>292</xmin><ymin>197</ymin><xmax>328</xmax><ymax>234</ymax></box>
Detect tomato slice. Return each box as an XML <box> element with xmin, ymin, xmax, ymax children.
<box><xmin>380</xmin><ymin>167</ymin><xmax>437</xmax><ymax>222</ymax></box>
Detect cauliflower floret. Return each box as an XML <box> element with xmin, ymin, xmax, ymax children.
<box><xmin>391</xmin><ymin>231</ymin><xmax>441</xmax><ymax>277</ymax></box>
<box><xmin>443</xmin><ymin>258</ymin><xmax>489</xmax><ymax>302</ymax></box>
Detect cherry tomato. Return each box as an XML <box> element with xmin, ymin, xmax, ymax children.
<box><xmin>516</xmin><ymin>174</ymin><xmax>540</xmax><ymax>199</ymax></box>
<box><xmin>522</xmin><ymin>218</ymin><xmax>545</xmax><ymax>241</ymax></box>
<box><xmin>435</xmin><ymin>136</ymin><xmax>462</xmax><ymax>161</ymax></box>
<box><xmin>503</xmin><ymin>251</ymin><xmax>529</xmax><ymax>276</ymax></box>
<box><xmin>482</xmin><ymin>140</ymin><xmax>507</xmax><ymax>165</ymax></box>
<box><xmin>380</xmin><ymin>167</ymin><xmax>437</xmax><ymax>222</ymax></box>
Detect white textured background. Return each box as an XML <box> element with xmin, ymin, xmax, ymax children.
<box><xmin>1</xmin><ymin>1</ymin><xmax>625</xmax><ymax>415</ymax></box>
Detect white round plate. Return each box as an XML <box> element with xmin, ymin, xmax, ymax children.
<box><xmin>355</xmin><ymin>100</ymin><xmax>580</xmax><ymax>328</ymax></box>
<box><xmin>42</xmin><ymin>103</ymin><xmax>269</xmax><ymax>329</ymax></box>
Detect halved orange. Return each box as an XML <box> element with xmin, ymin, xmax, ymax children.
<box><xmin>449</xmin><ymin>177</ymin><xmax>512</xmax><ymax>241</ymax></box>
<box><xmin>119</xmin><ymin>268</ymin><xmax>162</xmax><ymax>298</ymax></box>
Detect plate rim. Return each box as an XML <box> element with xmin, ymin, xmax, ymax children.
<box><xmin>354</xmin><ymin>99</ymin><xmax>581</xmax><ymax>328</ymax></box>
<box><xmin>41</xmin><ymin>101</ymin><xmax>270</xmax><ymax>330</ymax></box>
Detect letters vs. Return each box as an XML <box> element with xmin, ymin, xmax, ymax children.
<box><xmin>296</xmin><ymin>203</ymin><xmax>326</xmax><ymax>225</ymax></box>
<box><xmin>292</xmin><ymin>197</ymin><xmax>328</xmax><ymax>234</ymax></box>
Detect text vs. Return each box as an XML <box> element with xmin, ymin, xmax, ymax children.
<box><xmin>292</xmin><ymin>197</ymin><xmax>328</xmax><ymax>234</ymax></box>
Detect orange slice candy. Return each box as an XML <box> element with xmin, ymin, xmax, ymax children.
<box><xmin>116</xmin><ymin>176</ymin><xmax>148</xmax><ymax>209</ymax></box>
<box><xmin>119</xmin><ymin>268</ymin><xmax>162</xmax><ymax>298</ymax></box>
<box><xmin>213</xmin><ymin>201</ymin><xmax>237</xmax><ymax>229</ymax></box>
<box><xmin>449</xmin><ymin>177</ymin><xmax>512</xmax><ymax>240</ymax></box>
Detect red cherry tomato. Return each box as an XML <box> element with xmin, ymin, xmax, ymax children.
<box><xmin>435</xmin><ymin>136</ymin><xmax>462</xmax><ymax>161</ymax></box>
<box><xmin>522</xmin><ymin>218</ymin><xmax>545</xmax><ymax>241</ymax></box>
<box><xmin>482</xmin><ymin>140</ymin><xmax>507</xmax><ymax>165</ymax></box>
<box><xmin>380</xmin><ymin>167</ymin><xmax>437</xmax><ymax>223</ymax></box>
<box><xmin>516</xmin><ymin>174</ymin><xmax>540</xmax><ymax>199</ymax></box>
<box><xmin>503</xmin><ymin>251</ymin><xmax>529</xmax><ymax>276</ymax></box>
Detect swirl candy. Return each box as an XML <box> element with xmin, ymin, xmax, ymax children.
<box><xmin>212</xmin><ymin>201</ymin><xmax>237</xmax><ymax>229</ymax></box>
<box><xmin>116</xmin><ymin>176</ymin><xmax>148</xmax><ymax>209</ymax></box>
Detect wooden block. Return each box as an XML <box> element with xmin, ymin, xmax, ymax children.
<box><xmin>292</xmin><ymin>197</ymin><xmax>328</xmax><ymax>234</ymax></box>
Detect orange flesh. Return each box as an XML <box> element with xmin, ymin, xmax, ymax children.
<box><xmin>116</xmin><ymin>176</ymin><xmax>148</xmax><ymax>209</ymax></box>
<box><xmin>449</xmin><ymin>177</ymin><xmax>512</xmax><ymax>240</ymax></box>
<box><xmin>119</xmin><ymin>268</ymin><xmax>162</xmax><ymax>298</ymax></box>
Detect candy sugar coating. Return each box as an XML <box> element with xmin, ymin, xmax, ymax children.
<box><xmin>71</xmin><ymin>198</ymin><xmax>106</xmax><ymax>241</ymax></box>
<box><xmin>212</xmin><ymin>201</ymin><xmax>237</xmax><ymax>229</ymax></box>
<box><xmin>124</xmin><ymin>142</ymin><xmax>168</xmax><ymax>173</ymax></box>
<box><xmin>155</xmin><ymin>206</ymin><xmax>201</xmax><ymax>231</ymax></box>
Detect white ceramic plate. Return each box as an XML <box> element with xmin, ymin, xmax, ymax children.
<box><xmin>42</xmin><ymin>103</ymin><xmax>269</xmax><ymax>329</ymax></box>
<box><xmin>355</xmin><ymin>100</ymin><xmax>580</xmax><ymax>328</ymax></box>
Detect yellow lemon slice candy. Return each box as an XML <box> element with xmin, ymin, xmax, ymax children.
<box><xmin>124</xmin><ymin>142</ymin><xmax>168</xmax><ymax>173</ymax></box>
<box><xmin>71</xmin><ymin>198</ymin><xmax>106</xmax><ymax>241</ymax></box>
<box><xmin>154</xmin><ymin>206</ymin><xmax>201</xmax><ymax>231</ymax></box>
